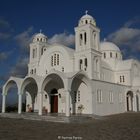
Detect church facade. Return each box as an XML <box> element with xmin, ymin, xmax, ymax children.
<box><xmin>2</xmin><ymin>12</ymin><xmax>140</xmax><ymax>116</ymax></box>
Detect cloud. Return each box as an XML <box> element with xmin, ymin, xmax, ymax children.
<box><xmin>0</xmin><ymin>19</ymin><xmax>10</xmax><ymax>29</ymax></box>
<box><xmin>9</xmin><ymin>57</ymin><xmax>28</xmax><ymax>77</ymax></box>
<box><xmin>0</xmin><ymin>19</ymin><xmax>13</xmax><ymax>41</ymax></box>
<box><xmin>0</xmin><ymin>51</ymin><xmax>12</xmax><ymax>63</ymax></box>
<box><xmin>107</xmin><ymin>27</ymin><xmax>140</xmax><ymax>47</ymax></box>
<box><xmin>14</xmin><ymin>26</ymin><xmax>34</xmax><ymax>52</ymax></box>
<box><xmin>0</xmin><ymin>52</ymin><xmax>8</xmax><ymax>62</ymax></box>
<box><xmin>107</xmin><ymin>17</ymin><xmax>140</xmax><ymax>57</ymax></box>
<box><xmin>124</xmin><ymin>17</ymin><xmax>140</xmax><ymax>28</ymax></box>
<box><xmin>48</xmin><ymin>32</ymin><xmax>75</xmax><ymax>47</ymax></box>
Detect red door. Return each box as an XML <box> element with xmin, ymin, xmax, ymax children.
<box><xmin>53</xmin><ymin>96</ymin><xmax>58</xmax><ymax>113</ymax></box>
<box><xmin>51</xmin><ymin>95</ymin><xmax>58</xmax><ymax>113</ymax></box>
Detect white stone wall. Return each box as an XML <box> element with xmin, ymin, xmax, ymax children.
<box><xmin>92</xmin><ymin>80</ymin><xmax>126</xmax><ymax>116</ymax></box>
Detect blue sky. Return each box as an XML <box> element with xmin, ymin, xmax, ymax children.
<box><xmin>0</xmin><ymin>0</ymin><xmax>140</xmax><ymax>99</ymax></box>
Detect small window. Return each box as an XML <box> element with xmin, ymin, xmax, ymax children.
<box><xmin>57</xmin><ymin>54</ymin><xmax>59</xmax><ymax>65</ymax></box>
<box><xmin>85</xmin><ymin>58</ymin><xmax>87</xmax><ymax>67</ymax></box>
<box><xmin>51</xmin><ymin>56</ymin><xmax>53</xmax><ymax>66</ymax></box>
<box><xmin>97</xmin><ymin>89</ymin><xmax>102</xmax><ymax>103</ymax></box>
<box><xmin>62</xmin><ymin>67</ymin><xmax>64</xmax><ymax>72</ymax></box>
<box><xmin>109</xmin><ymin>91</ymin><xmax>113</xmax><ymax>103</ymax></box>
<box><xmin>110</xmin><ymin>52</ymin><xmax>112</xmax><ymax>58</ymax></box>
<box><xmin>78</xmin><ymin>91</ymin><xmax>80</xmax><ymax>102</ymax></box>
<box><xmin>120</xmin><ymin>76</ymin><xmax>125</xmax><ymax>83</ymax></box>
<box><xmin>31</xmin><ymin>69</ymin><xmax>33</xmax><ymax>74</ymax></box>
<box><xmin>116</xmin><ymin>53</ymin><xmax>118</xmax><ymax>58</ymax></box>
<box><xmin>85</xmin><ymin>20</ymin><xmax>88</xmax><ymax>24</ymax></box>
<box><xmin>74</xmin><ymin>91</ymin><xmax>77</xmax><ymax>103</ymax></box>
<box><xmin>84</xmin><ymin>32</ymin><xmax>87</xmax><ymax>44</ymax></box>
<box><xmin>80</xmin><ymin>34</ymin><xmax>83</xmax><ymax>46</ymax></box>
<box><xmin>80</xmin><ymin>59</ymin><xmax>83</xmax><ymax>70</ymax></box>
<box><xmin>41</xmin><ymin>48</ymin><xmax>43</xmax><ymax>55</ymax></box>
<box><xmin>54</xmin><ymin>54</ymin><xmax>56</xmax><ymax>65</ymax></box>
<box><xmin>103</xmin><ymin>52</ymin><xmax>106</xmax><ymax>58</ymax></box>
<box><xmin>34</xmin><ymin>68</ymin><xmax>36</xmax><ymax>74</ymax></box>
<box><xmin>122</xmin><ymin>76</ymin><xmax>125</xmax><ymax>82</ymax></box>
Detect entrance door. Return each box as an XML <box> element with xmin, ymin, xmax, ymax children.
<box><xmin>51</xmin><ymin>95</ymin><xmax>58</xmax><ymax>113</ymax></box>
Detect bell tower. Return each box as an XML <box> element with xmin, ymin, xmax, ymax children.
<box><xmin>28</xmin><ymin>31</ymin><xmax>48</xmax><ymax>75</ymax></box>
<box><xmin>74</xmin><ymin>11</ymin><xmax>101</xmax><ymax>79</ymax></box>
<box><xmin>75</xmin><ymin>10</ymin><xmax>100</xmax><ymax>52</ymax></box>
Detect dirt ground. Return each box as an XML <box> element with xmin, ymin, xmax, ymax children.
<box><xmin>0</xmin><ymin>112</ymin><xmax>140</xmax><ymax>140</ymax></box>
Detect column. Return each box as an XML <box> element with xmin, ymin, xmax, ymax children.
<box><xmin>133</xmin><ymin>94</ymin><xmax>137</xmax><ymax>112</ymax></box>
<box><xmin>38</xmin><ymin>92</ymin><xmax>43</xmax><ymax>115</ymax></box>
<box><xmin>65</xmin><ymin>90</ymin><xmax>70</xmax><ymax>117</ymax></box>
<box><xmin>18</xmin><ymin>94</ymin><xmax>22</xmax><ymax>114</ymax></box>
<box><xmin>128</xmin><ymin>96</ymin><xmax>131</xmax><ymax>111</ymax></box>
<box><xmin>2</xmin><ymin>95</ymin><xmax>6</xmax><ymax>113</ymax></box>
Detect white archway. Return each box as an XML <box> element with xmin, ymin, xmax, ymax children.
<box><xmin>70</xmin><ymin>72</ymin><xmax>92</xmax><ymax>114</ymax></box>
<box><xmin>20</xmin><ymin>77</ymin><xmax>38</xmax><ymax>113</ymax></box>
<box><xmin>41</xmin><ymin>73</ymin><xmax>65</xmax><ymax>113</ymax></box>
<box><xmin>126</xmin><ymin>91</ymin><xmax>133</xmax><ymax>111</ymax></box>
<box><xmin>2</xmin><ymin>80</ymin><xmax>18</xmax><ymax>113</ymax></box>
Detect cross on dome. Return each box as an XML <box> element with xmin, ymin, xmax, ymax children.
<box><xmin>85</xmin><ymin>10</ymin><xmax>88</xmax><ymax>15</ymax></box>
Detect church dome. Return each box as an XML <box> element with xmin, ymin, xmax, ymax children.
<box><xmin>100</xmin><ymin>41</ymin><xmax>120</xmax><ymax>52</ymax></box>
<box><xmin>132</xmin><ymin>77</ymin><xmax>140</xmax><ymax>86</ymax></box>
<box><xmin>79</xmin><ymin>11</ymin><xmax>96</xmax><ymax>26</ymax></box>
<box><xmin>33</xmin><ymin>32</ymin><xmax>48</xmax><ymax>43</ymax></box>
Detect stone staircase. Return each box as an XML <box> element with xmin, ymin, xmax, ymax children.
<box><xmin>0</xmin><ymin>113</ymin><xmax>103</xmax><ymax>123</ymax></box>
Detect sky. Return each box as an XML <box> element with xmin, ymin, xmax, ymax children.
<box><xmin>0</xmin><ymin>0</ymin><xmax>140</xmax><ymax>104</ymax></box>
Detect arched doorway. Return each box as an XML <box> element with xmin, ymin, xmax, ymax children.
<box><xmin>136</xmin><ymin>94</ymin><xmax>139</xmax><ymax>111</ymax></box>
<box><xmin>126</xmin><ymin>91</ymin><xmax>133</xmax><ymax>111</ymax></box>
<box><xmin>42</xmin><ymin>73</ymin><xmax>64</xmax><ymax>114</ymax></box>
<box><xmin>50</xmin><ymin>88</ymin><xmax>58</xmax><ymax>113</ymax></box>
<box><xmin>21</xmin><ymin>77</ymin><xmax>38</xmax><ymax>113</ymax></box>
<box><xmin>71</xmin><ymin>73</ymin><xmax>91</xmax><ymax>114</ymax></box>
<box><xmin>5</xmin><ymin>81</ymin><xmax>18</xmax><ymax>113</ymax></box>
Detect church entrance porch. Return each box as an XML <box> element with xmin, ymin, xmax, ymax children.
<box><xmin>42</xmin><ymin>73</ymin><xmax>65</xmax><ymax>114</ymax></box>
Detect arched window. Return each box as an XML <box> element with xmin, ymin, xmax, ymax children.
<box><xmin>62</xmin><ymin>67</ymin><xmax>64</xmax><ymax>72</ymax></box>
<box><xmin>41</xmin><ymin>48</ymin><xmax>43</xmax><ymax>55</ymax></box>
<box><xmin>104</xmin><ymin>52</ymin><xmax>106</xmax><ymax>58</ymax></box>
<box><xmin>116</xmin><ymin>53</ymin><xmax>118</xmax><ymax>58</ymax></box>
<box><xmin>30</xmin><ymin>69</ymin><xmax>33</xmax><ymax>74</ymax></box>
<box><xmin>79</xmin><ymin>59</ymin><xmax>83</xmax><ymax>70</ymax></box>
<box><xmin>80</xmin><ymin>34</ymin><xmax>83</xmax><ymax>46</ymax></box>
<box><xmin>110</xmin><ymin>52</ymin><xmax>112</xmax><ymax>58</ymax></box>
<box><xmin>85</xmin><ymin>58</ymin><xmax>87</xmax><ymax>67</ymax></box>
<box><xmin>109</xmin><ymin>91</ymin><xmax>114</xmax><ymax>103</ymax></box>
<box><xmin>34</xmin><ymin>68</ymin><xmax>36</xmax><ymax>74</ymax></box>
<box><xmin>85</xmin><ymin>20</ymin><xmax>88</xmax><ymax>24</ymax></box>
<box><xmin>78</xmin><ymin>91</ymin><xmax>80</xmax><ymax>102</ymax></box>
<box><xmin>97</xmin><ymin>89</ymin><xmax>102</xmax><ymax>103</ymax></box>
<box><xmin>33</xmin><ymin>49</ymin><xmax>35</xmax><ymax>58</ymax></box>
<box><xmin>57</xmin><ymin>54</ymin><xmax>59</xmax><ymax>65</ymax></box>
<box><xmin>84</xmin><ymin>32</ymin><xmax>87</xmax><ymax>45</ymax></box>
<box><xmin>51</xmin><ymin>53</ymin><xmax>60</xmax><ymax>67</ymax></box>
<box><xmin>54</xmin><ymin>54</ymin><xmax>56</xmax><ymax>65</ymax></box>
<box><xmin>51</xmin><ymin>55</ymin><xmax>53</xmax><ymax>66</ymax></box>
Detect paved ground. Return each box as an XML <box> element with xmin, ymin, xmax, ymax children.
<box><xmin>0</xmin><ymin>112</ymin><xmax>140</xmax><ymax>140</ymax></box>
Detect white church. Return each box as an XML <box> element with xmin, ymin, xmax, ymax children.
<box><xmin>1</xmin><ymin>12</ymin><xmax>140</xmax><ymax>117</ymax></box>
